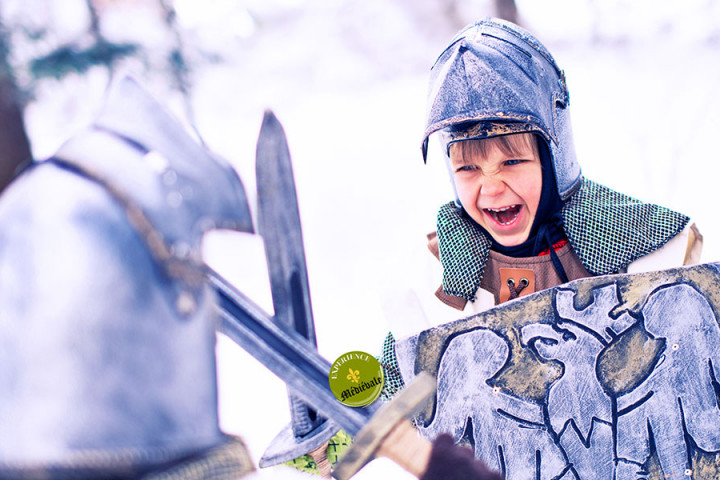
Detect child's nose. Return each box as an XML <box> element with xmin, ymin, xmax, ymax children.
<box><xmin>479</xmin><ymin>175</ymin><xmax>506</xmax><ymax>196</ymax></box>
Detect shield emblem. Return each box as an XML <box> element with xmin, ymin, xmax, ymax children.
<box><xmin>396</xmin><ymin>263</ymin><xmax>720</xmax><ymax>480</ymax></box>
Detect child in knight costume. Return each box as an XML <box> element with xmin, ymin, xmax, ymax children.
<box><xmin>292</xmin><ymin>18</ymin><xmax>703</xmax><ymax>476</ymax></box>
<box><xmin>379</xmin><ymin>17</ymin><xmax>702</xmax><ymax>400</ymax></box>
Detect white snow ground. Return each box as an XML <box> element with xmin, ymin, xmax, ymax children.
<box><xmin>7</xmin><ymin>0</ymin><xmax>720</xmax><ymax>478</ymax></box>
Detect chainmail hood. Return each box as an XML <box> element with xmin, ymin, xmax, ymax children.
<box><xmin>437</xmin><ymin>178</ymin><xmax>690</xmax><ymax>301</ymax></box>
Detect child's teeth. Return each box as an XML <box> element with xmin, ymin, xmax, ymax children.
<box><xmin>486</xmin><ymin>205</ymin><xmax>520</xmax><ymax>225</ymax></box>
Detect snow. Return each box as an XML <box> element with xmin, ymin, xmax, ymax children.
<box><xmin>5</xmin><ymin>0</ymin><xmax>720</xmax><ymax>478</ymax></box>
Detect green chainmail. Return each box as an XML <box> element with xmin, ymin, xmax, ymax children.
<box><xmin>378</xmin><ymin>331</ymin><xmax>406</xmax><ymax>402</ymax></box>
<box><xmin>0</xmin><ymin>437</ymin><xmax>255</xmax><ymax>480</ymax></box>
<box><xmin>143</xmin><ymin>437</ymin><xmax>255</xmax><ymax>480</ymax></box>
<box><xmin>437</xmin><ymin>177</ymin><xmax>689</xmax><ymax>301</ymax></box>
<box><xmin>283</xmin><ymin>430</ymin><xmax>353</xmax><ymax>475</ymax></box>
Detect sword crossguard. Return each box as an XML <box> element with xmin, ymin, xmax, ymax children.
<box><xmin>332</xmin><ymin>372</ymin><xmax>437</xmax><ymax>480</ymax></box>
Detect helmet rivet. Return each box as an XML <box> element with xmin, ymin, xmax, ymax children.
<box><xmin>144</xmin><ymin>151</ymin><xmax>170</xmax><ymax>173</ymax></box>
<box><xmin>177</xmin><ymin>291</ymin><xmax>197</xmax><ymax>315</ymax></box>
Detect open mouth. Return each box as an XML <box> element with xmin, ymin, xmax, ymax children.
<box><xmin>484</xmin><ymin>205</ymin><xmax>521</xmax><ymax>226</ymax></box>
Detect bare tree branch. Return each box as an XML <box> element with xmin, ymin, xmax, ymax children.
<box><xmin>0</xmin><ymin>14</ymin><xmax>32</xmax><ymax>193</ymax></box>
<box><xmin>494</xmin><ymin>0</ymin><xmax>519</xmax><ymax>24</ymax></box>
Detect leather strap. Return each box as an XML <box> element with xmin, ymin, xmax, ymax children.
<box><xmin>499</xmin><ymin>268</ymin><xmax>535</xmax><ymax>303</ymax></box>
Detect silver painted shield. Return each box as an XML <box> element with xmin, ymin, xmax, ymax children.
<box><xmin>396</xmin><ymin>263</ymin><xmax>720</xmax><ymax>480</ymax></box>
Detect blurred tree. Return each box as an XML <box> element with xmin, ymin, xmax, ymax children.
<box><xmin>393</xmin><ymin>0</ymin><xmax>468</xmax><ymax>45</ymax></box>
<box><xmin>0</xmin><ymin>0</ymin><xmax>203</xmax><ymax>191</ymax></box>
<box><xmin>494</xmin><ymin>0</ymin><xmax>519</xmax><ymax>24</ymax></box>
<box><xmin>0</xmin><ymin>0</ymin><xmax>141</xmax><ymax>192</ymax></box>
<box><xmin>158</xmin><ymin>0</ymin><xmax>203</xmax><ymax>143</ymax></box>
<box><xmin>29</xmin><ymin>0</ymin><xmax>138</xmax><ymax>80</ymax></box>
<box><xmin>0</xmin><ymin>13</ymin><xmax>32</xmax><ymax>193</ymax></box>
<box><xmin>392</xmin><ymin>0</ymin><xmax>519</xmax><ymax>47</ymax></box>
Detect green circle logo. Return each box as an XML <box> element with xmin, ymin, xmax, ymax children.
<box><xmin>329</xmin><ymin>351</ymin><xmax>384</xmax><ymax>407</ymax></box>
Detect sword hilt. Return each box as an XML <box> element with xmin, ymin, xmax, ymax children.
<box><xmin>289</xmin><ymin>392</ymin><xmax>324</xmax><ymax>437</ymax></box>
<box><xmin>332</xmin><ymin>372</ymin><xmax>436</xmax><ymax>480</ymax></box>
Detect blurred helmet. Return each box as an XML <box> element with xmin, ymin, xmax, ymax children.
<box><xmin>0</xmin><ymin>77</ymin><xmax>253</xmax><ymax>476</ymax></box>
<box><xmin>421</xmin><ymin>17</ymin><xmax>582</xmax><ymax>200</ymax></box>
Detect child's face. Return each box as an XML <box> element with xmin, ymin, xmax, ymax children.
<box><xmin>449</xmin><ymin>135</ymin><xmax>542</xmax><ymax>247</ymax></box>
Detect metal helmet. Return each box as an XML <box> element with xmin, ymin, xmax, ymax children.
<box><xmin>421</xmin><ymin>17</ymin><xmax>582</xmax><ymax>200</ymax></box>
<box><xmin>0</xmin><ymin>77</ymin><xmax>253</xmax><ymax>476</ymax></box>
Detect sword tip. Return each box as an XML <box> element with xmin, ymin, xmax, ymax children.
<box><xmin>261</xmin><ymin>109</ymin><xmax>282</xmax><ymax>131</ymax></box>
<box><xmin>257</xmin><ymin>109</ymin><xmax>290</xmax><ymax>165</ymax></box>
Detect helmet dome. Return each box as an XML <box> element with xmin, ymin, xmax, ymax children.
<box><xmin>422</xmin><ymin>18</ymin><xmax>582</xmax><ymax>200</ymax></box>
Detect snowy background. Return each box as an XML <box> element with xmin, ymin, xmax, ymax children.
<box><xmin>3</xmin><ymin>0</ymin><xmax>720</xmax><ymax>477</ymax></box>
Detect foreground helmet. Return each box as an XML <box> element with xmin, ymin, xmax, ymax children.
<box><xmin>0</xmin><ymin>77</ymin><xmax>253</xmax><ymax>476</ymax></box>
<box><xmin>421</xmin><ymin>17</ymin><xmax>582</xmax><ymax>200</ymax></box>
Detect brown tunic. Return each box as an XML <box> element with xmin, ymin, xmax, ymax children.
<box><xmin>479</xmin><ymin>243</ymin><xmax>592</xmax><ymax>304</ymax></box>
<box><xmin>428</xmin><ymin>232</ymin><xmax>592</xmax><ymax>310</ymax></box>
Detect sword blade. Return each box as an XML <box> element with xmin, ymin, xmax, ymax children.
<box><xmin>209</xmin><ymin>269</ymin><xmax>373</xmax><ymax>437</ymax></box>
<box><xmin>255</xmin><ymin>110</ymin><xmax>315</xmax><ymax>343</ymax></box>
<box><xmin>255</xmin><ymin>110</ymin><xmax>329</xmax><ymax>450</ymax></box>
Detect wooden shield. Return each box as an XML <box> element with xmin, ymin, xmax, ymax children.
<box><xmin>395</xmin><ymin>263</ymin><xmax>720</xmax><ymax>480</ymax></box>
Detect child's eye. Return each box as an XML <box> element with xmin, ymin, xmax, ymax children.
<box><xmin>504</xmin><ymin>159</ymin><xmax>524</xmax><ymax>166</ymax></box>
<box><xmin>455</xmin><ymin>165</ymin><xmax>479</xmax><ymax>173</ymax></box>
